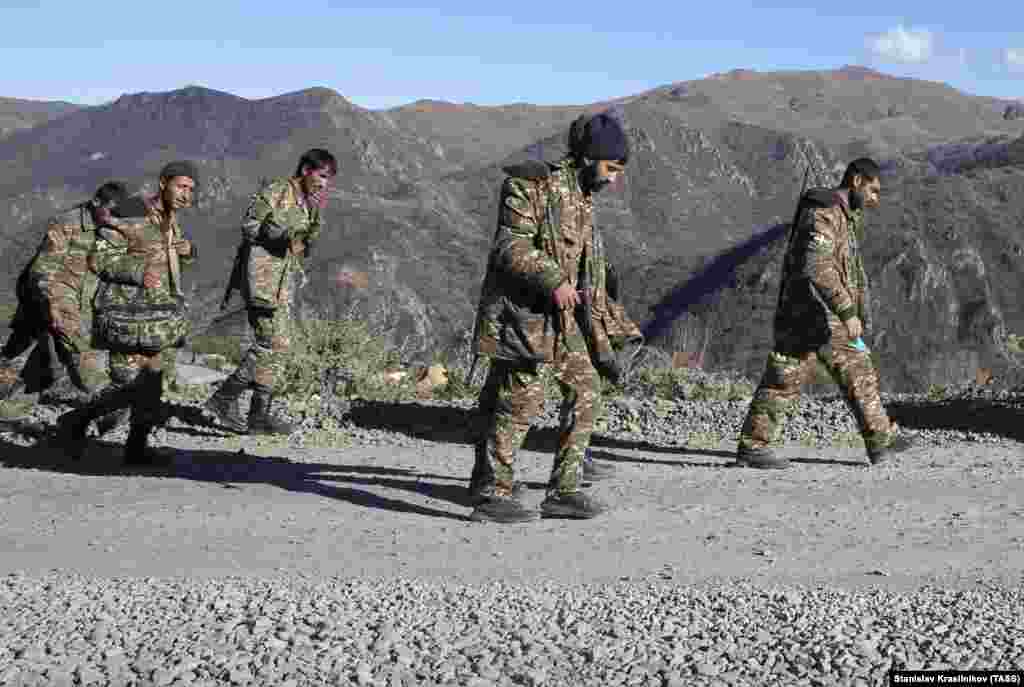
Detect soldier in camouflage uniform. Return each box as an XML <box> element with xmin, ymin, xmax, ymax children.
<box><xmin>468</xmin><ymin>112</ymin><xmax>630</xmax><ymax>523</ymax></box>
<box><xmin>55</xmin><ymin>162</ymin><xmax>198</xmax><ymax>464</ymax></box>
<box><xmin>204</xmin><ymin>148</ymin><xmax>336</xmax><ymax>435</ymax></box>
<box><xmin>736</xmin><ymin>158</ymin><xmax>913</xmax><ymax>468</ymax></box>
<box><xmin>0</xmin><ymin>182</ymin><xmax>130</xmax><ymax>404</ymax></box>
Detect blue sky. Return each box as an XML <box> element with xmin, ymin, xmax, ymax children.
<box><xmin>1</xmin><ymin>1</ymin><xmax>1021</xmax><ymax>108</ymax></box>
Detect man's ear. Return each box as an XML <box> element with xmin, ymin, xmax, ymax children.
<box><xmin>851</xmin><ymin>174</ymin><xmax>863</xmax><ymax>189</ymax></box>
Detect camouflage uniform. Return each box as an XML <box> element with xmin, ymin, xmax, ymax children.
<box><xmin>0</xmin><ymin>206</ymin><xmax>109</xmax><ymax>401</ymax></box>
<box><xmin>472</xmin><ymin>158</ymin><xmax>610</xmax><ymax>502</ymax></box>
<box><xmin>58</xmin><ymin>196</ymin><xmax>195</xmax><ymax>458</ymax></box>
<box><xmin>739</xmin><ymin>188</ymin><xmax>895</xmax><ymax>455</ymax></box>
<box><xmin>207</xmin><ymin>177</ymin><xmax>319</xmax><ymax>433</ymax></box>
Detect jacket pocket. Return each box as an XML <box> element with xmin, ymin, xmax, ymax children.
<box><xmin>496</xmin><ymin>297</ymin><xmax>552</xmax><ymax>363</ymax></box>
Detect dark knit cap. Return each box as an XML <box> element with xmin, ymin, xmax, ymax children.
<box><xmin>159</xmin><ymin>160</ymin><xmax>199</xmax><ymax>184</ymax></box>
<box><xmin>581</xmin><ymin>112</ymin><xmax>629</xmax><ymax>163</ymax></box>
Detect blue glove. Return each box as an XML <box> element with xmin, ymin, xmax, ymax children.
<box><xmin>851</xmin><ymin>337</ymin><xmax>867</xmax><ymax>352</ymax></box>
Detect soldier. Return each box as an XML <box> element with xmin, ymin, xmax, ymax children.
<box><xmin>468</xmin><ymin>111</ymin><xmax>630</xmax><ymax>523</ymax></box>
<box><xmin>0</xmin><ymin>181</ymin><xmax>130</xmax><ymax>405</ymax></box>
<box><xmin>55</xmin><ymin>162</ymin><xmax>198</xmax><ymax>464</ymax></box>
<box><xmin>204</xmin><ymin>148</ymin><xmax>336</xmax><ymax>435</ymax></box>
<box><xmin>736</xmin><ymin>157</ymin><xmax>913</xmax><ymax>468</ymax></box>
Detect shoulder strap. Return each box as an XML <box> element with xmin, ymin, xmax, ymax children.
<box><xmin>501</xmin><ymin>159</ymin><xmax>551</xmax><ymax>180</ymax></box>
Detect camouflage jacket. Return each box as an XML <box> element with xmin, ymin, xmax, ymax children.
<box><xmin>27</xmin><ymin>205</ymin><xmax>104</xmax><ymax>299</ymax></box>
<box><xmin>474</xmin><ymin>157</ymin><xmax>625</xmax><ymax>363</ymax></box>
<box><xmin>89</xmin><ymin>196</ymin><xmax>196</xmax><ymax>311</ymax></box>
<box><xmin>239</xmin><ymin>177</ymin><xmax>320</xmax><ymax>309</ymax></box>
<box><xmin>582</xmin><ymin>223</ymin><xmax>642</xmax><ymax>360</ymax></box>
<box><xmin>774</xmin><ymin>187</ymin><xmax>869</xmax><ymax>349</ymax></box>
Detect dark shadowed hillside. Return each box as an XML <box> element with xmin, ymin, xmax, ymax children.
<box><xmin>1</xmin><ymin>67</ymin><xmax>1022</xmax><ymax>390</ymax></box>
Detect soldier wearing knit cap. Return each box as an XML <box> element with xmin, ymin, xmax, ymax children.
<box><xmin>55</xmin><ymin>161</ymin><xmax>198</xmax><ymax>465</ymax></box>
<box><xmin>466</xmin><ymin>110</ymin><xmax>632</xmax><ymax>523</ymax></box>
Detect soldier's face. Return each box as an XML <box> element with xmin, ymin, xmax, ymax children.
<box><xmin>160</xmin><ymin>176</ymin><xmax>195</xmax><ymax>210</ymax></box>
<box><xmin>850</xmin><ymin>175</ymin><xmax>881</xmax><ymax>211</ymax></box>
<box><xmin>300</xmin><ymin>165</ymin><xmax>334</xmax><ymax>197</ymax></box>
<box><xmin>581</xmin><ymin>160</ymin><xmax>626</xmax><ymax>194</ymax></box>
<box><xmin>90</xmin><ymin>198</ymin><xmax>119</xmax><ymax>227</ymax></box>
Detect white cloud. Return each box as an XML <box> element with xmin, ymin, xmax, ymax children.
<box><xmin>1005</xmin><ymin>48</ymin><xmax>1024</xmax><ymax>72</ymax></box>
<box><xmin>868</xmin><ymin>25</ymin><xmax>934</xmax><ymax>63</ymax></box>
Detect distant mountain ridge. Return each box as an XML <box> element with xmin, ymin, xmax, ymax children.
<box><xmin>1</xmin><ymin>67</ymin><xmax>1022</xmax><ymax>391</ymax></box>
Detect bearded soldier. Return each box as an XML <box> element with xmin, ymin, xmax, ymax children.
<box><xmin>0</xmin><ymin>181</ymin><xmax>130</xmax><ymax>405</ymax></box>
<box><xmin>468</xmin><ymin>111</ymin><xmax>630</xmax><ymax>523</ymax></box>
<box><xmin>55</xmin><ymin>162</ymin><xmax>198</xmax><ymax>464</ymax></box>
<box><xmin>204</xmin><ymin>148</ymin><xmax>336</xmax><ymax>435</ymax></box>
<box><xmin>736</xmin><ymin>157</ymin><xmax>913</xmax><ymax>468</ymax></box>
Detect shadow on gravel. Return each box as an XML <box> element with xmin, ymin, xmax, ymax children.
<box><xmin>887</xmin><ymin>398</ymin><xmax>1024</xmax><ymax>443</ymax></box>
<box><xmin>345</xmin><ymin>401</ymin><xmax>744</xmax><ymax>468</ymax></box>
<box><xmin>0</xmin><ymin>435</ymin><xmax>472</xmax><ymax>522</ymax></box>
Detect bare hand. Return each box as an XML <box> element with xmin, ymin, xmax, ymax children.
<box><xmin>552</xmin><ymin>282</ymin><xmax>580</xmax><ymax>310</ymax></box>
<box><xmin>174</xmin><ymin>239</ymin><xmax>193</xmax><ymax>257</ymax></box>
<box><xmin>845</xmin><ymin>316</ymin><xmax>863</xmax><ymax>340</ymax></box>
<box><xmin>143</xmin><ymin>266</ymin><xmax>162</xmax><ymax>289</ymax></box>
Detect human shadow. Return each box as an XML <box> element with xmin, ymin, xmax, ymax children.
<box><xmin>343</xmin><ymin>401</ymin><xmax>749</xmax><ymax>469</ymax></box>
<box><xmin>886</xmin><ymin>396</ymin><xmax>1024</xmax><ymax>443</ymax></box>
<box><xmin>0</xmin><ymin>434</ymin><xmax>473</xmax><ymax>521</ymax></box>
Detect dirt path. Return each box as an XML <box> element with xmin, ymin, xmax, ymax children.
<box><xmin>1</xmin><ymin>429</ymin><xmax>1021</xmax><ymax>592</ymax></box>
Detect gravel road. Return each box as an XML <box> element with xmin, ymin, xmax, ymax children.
<box><xmin>0</xmin><ymin>390</ymin><xmax>1021</xmax><ymax>686</ymax></box>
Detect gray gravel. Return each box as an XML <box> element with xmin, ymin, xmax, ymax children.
<box><xmin>1</xmin><ymin>573</ymin><xmax>1021</xmax><ymax>687</ymax></box>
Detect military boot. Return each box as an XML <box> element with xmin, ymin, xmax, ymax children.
<box><xmin>735</xmin><ymin>445</ymin><xmax>790</xmax><ymax>469</ymax></box>
<box><xmin>122</xmin><ymin>423</ymin><xmax>159</xmax><ymax>466</ymax></box>
<box><xmin>540</xmin><ymin>491</ymin><xmax>608</xmax><ymax>519</ymax></box>
<box><xmin>247</xmin><ymin>389</ymin><xmax>295</xmax><ymax>435</ymax></box>
<box><xmin>866</xmin><ymin>433</ymin><xmax>914</xmax><ymax>466</ymax></box>
<box><xmin>53</xmin><ymin>384</ymin><xmax>134</xmax><ymax>459</ymax></box>
<box><xmin>96</xmin><ymin>408</ymin><xmax>131</xmax><ymax>436</ymax></box>
<box><xmin>469</xmin><ymin>495</ymin><xmax>539</xmax><ymax>523</ymax></box>
<box><xmin>203</xmin><ymin>375</ymin><xmax>249</xmax><ymax>434</ymax></box>
<box><xmin>581</xmin><ymin>448</ymin><xmax>616</xmax><ymax>483</ymax></box>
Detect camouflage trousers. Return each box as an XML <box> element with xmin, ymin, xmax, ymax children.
<box><xmin>94</xmin><ymin>350</ymin><xmax>168</xmax><ymax>428</ymax></box>
<box><xmin>739</xmin><ymin>328</ymin><xmax>893</xmax><ymax>452</ymax></box>
<box><xmin>229</xmin><ymin>304</ymin><xmax>292</xmax><ymax>393</ymax></box>
<box><xmin>476</xmin><ymin>349</ymin><xmax>600</xmax><ymax>498</ymax></box>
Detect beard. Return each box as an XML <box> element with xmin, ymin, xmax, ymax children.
<box><xmin>849</xmin><ymin>188</ymin><xmax>866</xmax><ymax>212</ymax></box>
<box><xmin>579</xmin><ymin>164</ymin><xmax>611</xmax><ymax>194</ymax></box>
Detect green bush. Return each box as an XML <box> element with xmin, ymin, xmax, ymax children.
<box><xmin>631</xmin><ymin>367</ymin><xmax>754</xmax><ymax>402</ymax></box>
<box><xmin>276</xmin><ymin>316</ymin><xmax>411</xmax><ymax>402</ymax></box>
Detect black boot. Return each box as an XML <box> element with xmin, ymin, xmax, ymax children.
<box><xmin>866</xmin><ymin>433</ymin><xmax>914</xmax><ymax>466</ymax></box>
<box><xmin>122</xmin><ymin>423</ymin><xmax>157</xmax><ymax>466</ymax></box>
<box><xmin>247</xmin><ymin>389</ymin><xmax>295</xmax><ymax>435</ymax></box>
<box><xmin>203</xmin><ymin>374</ymin><xmax>249</xmax><ymax>434</ymax></box>
<box><xmin>735</xmin><ymin>445</ymin><xmax>790</xmax><ymax>469</ymax></box>
<box><xmin>53</xmin><ymin>383</ymin><xmax>134</xmax><ymax>459</ymax></box>
<box><xmin>96</xmin><ymin>408</ymin><xmax>131</xmax><ymax>436</ymax></box>
<box><xmin>540</xmin><ymin>491</ymin><xmax>608</xmax><ymax>519</ymax></box>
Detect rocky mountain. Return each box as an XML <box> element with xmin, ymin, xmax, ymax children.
<box><xmin>0</xmin><ymin>97</ymin><xmax>80</xmax><ymax>139</ymax></box>
<box><xmin>1</xmin><ymin>67</ymin><xmax>1022</xmax><ymax>391</ymax></box>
